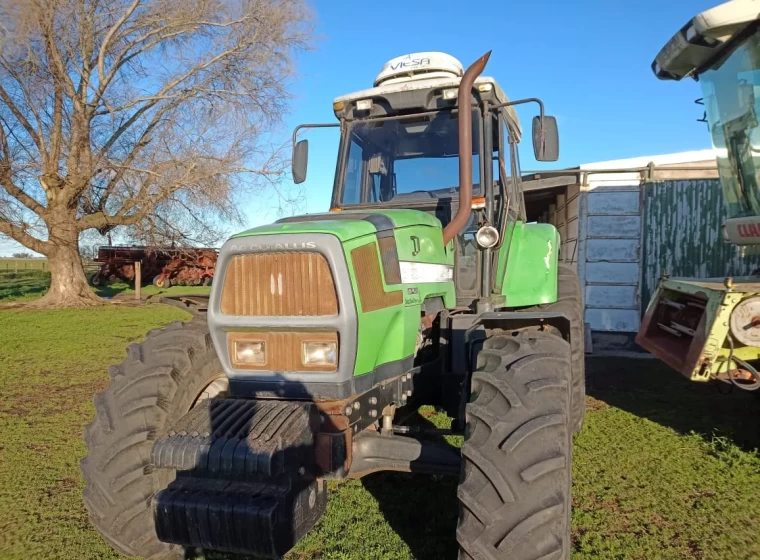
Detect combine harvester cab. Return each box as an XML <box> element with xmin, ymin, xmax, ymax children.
<box><xmin>81</xmin><ymin>50</ymin><xmax>585</xmax><ymax>560</ymax></box>
<box><xmin>637</xmin><ymin>0</ymin><xmax>760</xmax><ymax>389</ymax></box>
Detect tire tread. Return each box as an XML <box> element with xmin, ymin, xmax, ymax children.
<box><xmin>457</xmin><ymin>331</ymin><xmax>572</xmax><ymax>560</ymax></box>
<box><xmin>80</xmin><ymin>318</ymin><xmax>222</xmax><ymax>560</ymax></box>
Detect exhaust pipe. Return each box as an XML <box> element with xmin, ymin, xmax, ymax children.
<box><xmin>442</xmin><ymin>50</ymin><xmax>492</xmax><ymax>246</ymax></box>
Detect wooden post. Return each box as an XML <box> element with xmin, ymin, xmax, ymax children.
<box><xmin>135</xmin><ymin>261</ymin><xmax>142</xmax><ymax>300</ymax></box>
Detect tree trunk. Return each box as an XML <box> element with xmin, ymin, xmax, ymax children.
<box><xmin>33</xmin><ymin>228</ymin><xmax>102</xmax><ymax>308</ymax></box>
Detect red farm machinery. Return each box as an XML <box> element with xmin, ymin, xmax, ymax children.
<box><xmin>90</xmin><ymin>246</ymin><xmax>218</xmax><ymax>288</ymax></box>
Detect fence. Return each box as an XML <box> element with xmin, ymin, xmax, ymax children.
<box><xmin>0</xmin><ymin>259</ymin><xmax>48</xmax><ymax>272</ymax></box>
<box><xmin>0</xmin><ymin>259</ymin><xmax>99</xmax><ymax>273</ymax></box>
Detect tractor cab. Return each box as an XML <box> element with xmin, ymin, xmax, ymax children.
<box><xmin>292</xmin><ymin>52</ymin><xmax>558</xmax><ymax>304</ymax></box>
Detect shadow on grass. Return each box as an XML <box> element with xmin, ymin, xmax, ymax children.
<box><xmin>0</xmin><ymin>272</ymin><xmax>210</xmax><ymax>303</ymax></box>
<box><xmin>0</xmin><ymin>271</ymin><xmax>50</xmax><ymax>301</ymax></box>
<box><xmin>0</xmin><ymin>273</ymin><xmax>132</xmax><ymax>302</ymax></box>
<box><xmin>94</xmin><ymin>282</ymin><xmax>131</xmax><ymax>298</ymax></box>
<box><xmin>586</xmin><ymin>356</ymin><xmax>760</xmax><ymax>451</ymax></box>
<box><xmin>361</xmin><ymin>472</ymin><xmax>458</xmax><ymax>560</ymax></box>
<box><xmin>360</xmin><ymin>409</ymin><xmax>460</xmax><ymax>560</ymax></box>
<box><xmin>363</xmin><ymin>358</ymin><xmax>760</xmax><ymax>559</ymax></box>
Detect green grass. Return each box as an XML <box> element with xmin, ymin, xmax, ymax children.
<box><xmin>0</xmin><ymin>305</ymin><xmax>759</xmax><ymax>559</ymax></box>
<box><xmin>0</xmin><ymin>271</ymin><xmax>210</xmax><ymax>303</ymax></box>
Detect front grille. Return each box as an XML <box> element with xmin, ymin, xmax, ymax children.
<box><xmin>351</xmin><ymin>243</ymin><xmax>403</xmax><ymax>313</ymax></box>
<box><xmin>221</xmin><ymin>252</ymin><xmax>338</xmax><ymax>316</ymax></box>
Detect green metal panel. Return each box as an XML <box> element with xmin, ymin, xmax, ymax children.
<box><xmin>349</xmin><ymin>209</ymin><xmax>442</xmax><ymax>229</ymax></box>
<box><xmin>231</xmin><ymin>219</ymin><xmax>376</xmax><ymax>242</ymax></box>
<box><xmin>393</xmin><ymin>224</ymin><xmax>453</xmax><ymax>265</ymax></box>
<box><xmin>494</xmin><ymin>221</ymin><xmax>560</xmax><ymax>307</ymax></box>
<box><xmin>341</xmin><ymin>233</ymin><xmax>453</xmax><ymax>377</ymax></box>
<box><xmin>232</xmin><ymin>209</ymin><xmax>443</xmax><ymax>243</ymax></box>
<box><xmin>641</xmin><ymin>179</ymin><xmax>760</xmax><ymax>311</ymax></box>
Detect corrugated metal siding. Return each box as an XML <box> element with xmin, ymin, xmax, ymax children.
<box><xmin>641</xmin><ymin>179</ymin><xmax>760</xmax><ymax>310</ymax></box>
<box><xmin>582</xmin><ymin>185</ymin><xmax>643</xmax><ymax>333</ymax></box>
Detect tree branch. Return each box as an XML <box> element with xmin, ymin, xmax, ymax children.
<box><xmin>0</xmin><ymin>219</ymin><xmax>47</xmax><ymax>254</ymax></box>
<box><xmin>0</xmin><ymin>85</ymin><xmax>43</xmax><ymax>153</ymax></box>
<box><xmin>0</xmin><ymin>60</ymin><xmax>46</xmax><ymax>147</ymax></box>
<box><xmin>97</xmin><ymin>0</ymin><xmax>141</xmax><ymax>93</ymax></box>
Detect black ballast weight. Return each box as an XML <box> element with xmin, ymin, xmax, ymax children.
<box><xmin>151</xmin><ymin>399</ymin><xmax>327</xmax><ymax>558</ymax></box>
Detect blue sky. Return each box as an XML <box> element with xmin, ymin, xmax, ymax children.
<box><xmin>258</xmin><ymin>0</ymin><xmax>719</xmax><ymax>224</ymax></box>
<box><xmin>0</xmin><ymin>0</ymin><xmax>723</xmax><ymax>254</ymax></box>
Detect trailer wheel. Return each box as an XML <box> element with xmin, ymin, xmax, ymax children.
<box><xmin>527</xmin><ymin>264</ymin><xmax>585</xmax><ymax>432</ymax></box>
<box><xmin>153</xmin><ymin>275</ymin><xmax>171</xmax><ymax>289</ymax></box>
<box><xmin>80</xmin><ymin>319</ymin><xmax>227</xmax><ymax>560</ymax></box>
<box><xmin>89</xmin><ymin>272</ymin><xmax>102</xmax><ymax>286</ymax></box>
<box><xmin>457</xmin><ymin>330</ymin><xmax>572</xmax><ymax>560</ymax></box>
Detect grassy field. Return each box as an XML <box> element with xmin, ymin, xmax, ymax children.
<box><xmin>0</xmin><ymin>270</ymin><xmax>210</xmax><ymax>303</ymax></box>
<box><xmin>1</xmin><ymin>304</ymin><xmax>759</xmax><ymax>559</ymax></box>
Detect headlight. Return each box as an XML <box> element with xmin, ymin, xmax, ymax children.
<box><xmin>356</xmin><ymin>99</ymin><xmax>372</xmax><ymax>111</ymax></box>
<box><xmin>233</xmin><ymin>340</ymin><xmax>266</xmax><ymax>365</ymax></box>
<box><xmin>442</xmin><ymin>88</ymin><xmax>458</xmax><ymax>100</ymax></box>
<box><xmin>475</xmin><ymin>225</ymin><xmax>500</xmax><ymax>248</ymax></box>
<box><xmin>302</xmin><ymin>341</ymin><xmax>337</xmax><ymax>366</ymax></box>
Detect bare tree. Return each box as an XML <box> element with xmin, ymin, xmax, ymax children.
<box><xmin>0</xmin><ymin>0</ymin><xmax>312</xmax><ymax>306</ymax></box>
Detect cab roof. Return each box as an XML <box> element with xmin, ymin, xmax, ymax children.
<box><xmin>333</xmin><ymin>74</ymin><xmax>522</xmax><ymax>137</ymax></box>
<box><xmin>653</xmin><ymin>0</ymin><xmax>760</xmax><ymax>80</ymax></box>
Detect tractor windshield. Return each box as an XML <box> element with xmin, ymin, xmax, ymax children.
<box><xmin>337</xmin><ymin>109</ymin><xmax>481</xmax><ymax>205</ymax></box>
<box><xmin>701</xmin><ymin>28</ymin><xmax>760</xmax><ymax>218</ymax></box>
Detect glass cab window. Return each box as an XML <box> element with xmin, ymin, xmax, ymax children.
<box><xmin>701</xmin><ymin>29</ymin><xmax>760</xmax><ymax>218</ymax></box>
<box><xmin>338</xmin><ymin>110</ymin><xmax>481</xmax><ymax>205</ymax></box>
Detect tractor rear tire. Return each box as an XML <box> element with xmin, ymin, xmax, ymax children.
<box><xmin>528</xmin><ymin>264</ymin><xmax>585</xmax><ymax>432</ymax></box>
<box><xmin>80</xmin><ymin>319</ymin><xmax>225</xmax><ymax>560</ymax></box>
<box><xmin>457</xmin><ymin>330</ymin><xmax>572</xmax><ymax>560</ymax></box>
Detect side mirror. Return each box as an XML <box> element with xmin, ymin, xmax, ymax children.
<box><xmin>292</xmin><ymin>139</ymin><xmax>309</xmax><ymax>184</ymax></box>
<box><xmin>532</xmin><ymin>116</ymin><xmax>559</xmax><ymax>162</ymax></box>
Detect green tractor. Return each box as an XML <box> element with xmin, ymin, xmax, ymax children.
<box><xmin>81</xmin><ymin>50</ymin><xmax>585</xmax><ymax>560</ymax></box>
<box><xmin>638</xmin><ymin>1</ymin><xmax>760</xmax><ymax>391</ymax></box>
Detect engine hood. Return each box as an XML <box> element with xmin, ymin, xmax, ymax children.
<box><xmin>231</xmin><ymin>209</ymin><xmax>442</xmax><ymax>242</ymax></box>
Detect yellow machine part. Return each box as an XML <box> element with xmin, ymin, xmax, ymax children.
<box><xmin>636</xmin><ymin>277</ymin><xmax>760</xmax><ymax>381</ymax></box>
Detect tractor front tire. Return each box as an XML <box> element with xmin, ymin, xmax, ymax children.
<box><xmin>457</xmin><ymin>330</ymin><xmax>572</xmax><ymax>560</ymax></box>
<box><xmin>80</xmin><ymin>319</ymin><xmax>224</xmax><ymax>560</ymax></box>
<box><xmin>528</xmin><ymin>264</ymin><xmax>585</xmax><ymax>432</ymax></box>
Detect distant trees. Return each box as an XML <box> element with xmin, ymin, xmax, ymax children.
<box><xmin>11</xmin><ymin>252</ymin><xmax>33</xmax><ymax>259</ymax></box>
<box><xmin>0</xmin><ymin>0</ymin><xmax>312</xmax><ymax>306</ymax></box>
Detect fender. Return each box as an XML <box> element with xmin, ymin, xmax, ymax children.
<box><xmin>494</xmin><ymin>222</ymin><xmax>561</xmax><ymax>307</ymax></box>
